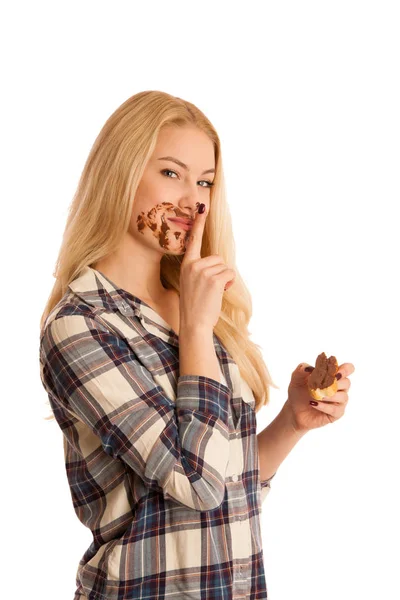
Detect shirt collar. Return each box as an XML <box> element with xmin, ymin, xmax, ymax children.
<box><xmin>68</xmin><ymin>266</ymin><xmax>180</xmax><ymax>347</ymax></box>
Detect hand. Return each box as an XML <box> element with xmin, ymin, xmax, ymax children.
<box><xmin>179</xmin><ymin>203</ymin><xmax>236</xmax><ymax>330</ymax></box>
<box><xmin>283</xmin><ymin>362</ymin><xmax>356</xmax><ymax>433</ymax></box>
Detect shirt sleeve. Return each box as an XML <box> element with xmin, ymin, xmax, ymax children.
<box><xmin>40</xmin><ymin>313</ymin><xmax>232</xmax><ymax>512</ymax></box>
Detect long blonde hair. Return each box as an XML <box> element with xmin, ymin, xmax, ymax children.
<box><xmin>40</xmin><ymin>90</ymin><xmax>279</xmax><ymax>418</ymax></box>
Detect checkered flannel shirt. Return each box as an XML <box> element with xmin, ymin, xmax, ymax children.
<box><xmin>39</xmin><ymin>266</ymin><xmax>276</xmax><ymax>600</ymax></box>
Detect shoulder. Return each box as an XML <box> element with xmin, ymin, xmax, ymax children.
<box><xmin>40</xmin><ymin>302</ymin><xmax>113</xmax><ymax>354</ymax></box>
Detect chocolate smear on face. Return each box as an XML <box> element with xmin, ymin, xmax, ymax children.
<box><xmin>136</xmin><ymin>202</ymin><xmax>188</xmax><ymax>251</ymax></box>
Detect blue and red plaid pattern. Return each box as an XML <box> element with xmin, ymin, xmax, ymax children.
<box><xmin>39</xmin><ymin>266</ymin><xmax>275</xmax><ymax>599</ymax></box>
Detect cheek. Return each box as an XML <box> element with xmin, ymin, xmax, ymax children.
<box><xmin>133</xmin><ymin>202</ymin><xmax>188</xmax><ymax>251</ymax></box>
<box><xmin>135</xmin><ymin>202</ymin><xmax>174</xmax><ymax>233</ymax></box>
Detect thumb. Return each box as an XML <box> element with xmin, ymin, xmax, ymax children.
<box><xmin>292</xmin><ymin>363</ymin><xmax>314</xmax><ymax>377</ymax></box>
<box><xmin>290</xmin><ymin>363</ymin><xmax>314</xmax><ymax>388</ymax></box>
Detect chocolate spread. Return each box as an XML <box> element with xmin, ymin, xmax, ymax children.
<box><xmin>308</xmin><ymin>352</ymin><xmax>338</xmax><ymax>389</ymax></box>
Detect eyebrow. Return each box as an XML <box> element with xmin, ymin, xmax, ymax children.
<box><xmin>157</xmin><ymin>156</ymin><xmax>215</xmax><ymax>175</ymax></box>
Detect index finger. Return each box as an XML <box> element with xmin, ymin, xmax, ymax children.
<box><xmin>183</xmin><ymin>204</ymin><xmax>207</xmax><ymax>263</ymax></box>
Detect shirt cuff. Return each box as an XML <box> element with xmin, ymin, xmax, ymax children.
<box><xmin>176</xmin><ymin>375</ymin><xmax>231</xmax><ymax>426</ymax></box>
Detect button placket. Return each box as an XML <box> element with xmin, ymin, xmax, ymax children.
<box><xmin>115</xmin><ymin>299</ymin><xmax>136</xmax><ymax>318</ymax></box>
<box><xmin>231</xmin><ymin>495</ymin><xmax>251</xmax><ymax>596</ymax></box>
<box><xmin>233</xmin><ymin>560</ymin><xmax>249</xmax><ymax>593</ymax></box>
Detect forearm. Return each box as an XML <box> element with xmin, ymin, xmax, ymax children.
<box><xmin>257</xmin><ymin>402</ymin><xmax>306</xmax><ymax>481</ymax></box>
<box><xmin>179</xmin><ymin>326</ymin><xmax>222</xmax><ymax>382</ymax></box>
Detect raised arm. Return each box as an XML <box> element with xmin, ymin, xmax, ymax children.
<box><xmin>40</xmin><ymin>313</ymin><xmax>231</xmax><ymax>512</ymax></box>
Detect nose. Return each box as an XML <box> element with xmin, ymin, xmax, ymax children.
<box><xmin>175</xmin><ymin>180</ymin><xmax>207</xmax><ymax>218</ymax></box>
<box><xmin>178</xmin><ymin>199</ymin><xmax>207</xmax><ymax>219</ymax></box>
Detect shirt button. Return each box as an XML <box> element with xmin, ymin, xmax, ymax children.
<box><xmin>231</xmin><ymin>474</ymin><xmax>238</xmax><ymax>482</ymax></box>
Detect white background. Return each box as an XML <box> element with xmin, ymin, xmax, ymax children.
<box><xmin>2</xmin><ymin>1</ymin><xmax>399</xmax><ymax>599</ymax></box>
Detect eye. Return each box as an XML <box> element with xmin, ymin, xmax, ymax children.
<box><xmin>161</xmin><ymin>168</ymin><xmax>178</xmax><ymax>179</ymax></box>
<box><xmin>161</xmin><ymin>169</ymin><xmax>214</xmax><ymax>188</ymax></box>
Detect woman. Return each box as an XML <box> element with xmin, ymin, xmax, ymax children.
<box><xmin>39</xmin><ymin>90</ymin><xmax>354</xmax><ymax>600</ymax></box>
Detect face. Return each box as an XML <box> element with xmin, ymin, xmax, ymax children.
<box><xmin>130</xmin><ymin>125</ymin><xmax>215</xmax><ymax>254</ymax></box>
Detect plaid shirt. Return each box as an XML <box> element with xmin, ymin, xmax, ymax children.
<box><xmin>39</xmin><ymin>266</ymin><xmax>276</xmax><ymax>600</ymax></box>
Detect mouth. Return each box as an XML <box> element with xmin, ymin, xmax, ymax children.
<box><xmin>168</xmin><ymin>218</ymin><xmax>193</xmax><ymax>231</ymax></box>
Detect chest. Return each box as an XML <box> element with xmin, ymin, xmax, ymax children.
<box><xmin>98</xmin><ymin>305</ymin><xmax>256</xmax><ymax>426</ymax></box>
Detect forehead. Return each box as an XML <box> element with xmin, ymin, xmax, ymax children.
<box><xmin>153</xmin><ymin>126</ymin><xmax>215</xmax><ymax>168</ymax></box>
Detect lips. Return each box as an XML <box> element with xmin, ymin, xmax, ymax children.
<box><xmin>168</xmin><ymin>218</ymin><xmax>193</xmax><ymax>231</ymax></box>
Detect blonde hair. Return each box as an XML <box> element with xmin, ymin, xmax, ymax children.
<box><xmin>40</xmin><ymin>90</ymin><xmax>279</xmax><ymax>418</ymax></box>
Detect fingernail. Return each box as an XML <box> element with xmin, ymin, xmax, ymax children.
<box><xmin>304</xmin><ymin>366</ymin><xmax>314</xmax><ymax>372</ymax></box>
<box><xmin>198</xmin><ymin>203</ymin><xmax>205</xmax><ymax>214</ymax></box>
<box><xmin>310</xmin><ymin>401</ymin><xmax>319</xmax><ymax>406</ymax></box>
<box><xmin>335</xmin><ymin>373</ymin><xmax>342</xmax><ymax>380</ymax></box>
